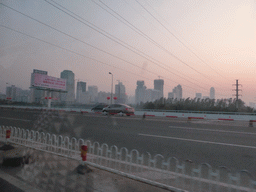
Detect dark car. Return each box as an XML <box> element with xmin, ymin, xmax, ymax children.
<box><xmin>91</xmin><ymin>104</ymin><xmax>108</xmax><ymax>112</ymax></box>
<box><xmin>102</xmin><ymin>104</ymin><xmax>134</xmax><ymax>116</ymax></box>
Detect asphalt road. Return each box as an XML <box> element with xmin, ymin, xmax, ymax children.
<box><xmin>1</xmin><ymin>107</ymin><xmax>256</xmax><ymax>176</ymax></box>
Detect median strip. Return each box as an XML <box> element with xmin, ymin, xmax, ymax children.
<box><xmin>218</xmin><ymin>118</ymin><xmax>234</xmax><ymax>121</ymax></box>
<box><xmin>138</xmin><ymin>133</ymin><xmax>256</xmax><ymax>149</ymax></box>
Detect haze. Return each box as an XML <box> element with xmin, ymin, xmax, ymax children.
<box><xmin>0</xmin><ymin>0</ymin><xmax>256</xmax><ymax>104</ymax></box>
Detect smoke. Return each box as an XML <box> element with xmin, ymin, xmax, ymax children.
<box><xmin>140</xmin><ymin>61</ymin><xmax>148</xmax><ymax>75</ymax></box>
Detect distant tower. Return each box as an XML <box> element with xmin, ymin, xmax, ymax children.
<box><xmin>232</xmin><ymin>80</ymin><xmax>242</xmax><ymax>109</ymax></box>
<box><xmin>60</xmin><ymin>70</ymin><xmax>75</xmax><ymax>103</ymax></box>
<box><xmin>88</xmin><ymin>86</ymin><xmax>98</xmax><ymax>103</ymax></box>
<box><xmin>135</xmin><ymin>80</ymin><xmax>146</xmax><ymax>104</ymax></box>
<box><xmin>173</xmin><ymin>84</ymin><xmax>182</xmax><ymax>100</ymax></box>
<box><xmin>154</xmin><ymin>79</ymin><xmax>164</xmax><ymax>98</ymax></box>
<box><xmin>76</xmin><ymin>81</ymin><xmax>86</xmax><ymax>103</ymax></box>
<box><xmin>115</xmin><ymin>81</ymin><xmax>126</xmax><ymax>104</ymax></box>
<box><xmin>210</xmin><ymin>87</ymin><xmax>215</xmax><ymax>99</ymax></box>
<box><xmin>196</xmin><ymin>93</ymin><xmax>202</xmax><ymax>99</ymax></box>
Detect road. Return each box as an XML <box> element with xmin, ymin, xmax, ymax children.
<box><xmin>1</xmin><ymin>107</ymin><xmax>256</xmax><ymax>176</ymax></box>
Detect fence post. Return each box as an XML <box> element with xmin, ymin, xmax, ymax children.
<box><xmin>77</xmin><ymin>145</ymin><xmax>92</xmax><ymax>174</ymax></box>
<box><xmin>6</xmin><ymin>129</ymin><xmax>11</xmax><ymax>144</ymax></box>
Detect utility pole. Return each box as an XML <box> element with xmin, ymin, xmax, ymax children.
<box><xmin>117</xmin><ymin>80</ymin><xmax>121</xmax><ymax>103</ymax></box>
<box><xmin>232</xmin><ymin>79</ymin><xmax>242</xmax><ymax>109</ymax></box>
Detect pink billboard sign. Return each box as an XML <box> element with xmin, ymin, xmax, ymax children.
<box><xmin>32</xmin><ymin>73</ymin><xmax>66</xmax><ymax>91</ymax></box>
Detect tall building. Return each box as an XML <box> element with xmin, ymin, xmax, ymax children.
<box><xmin>60</xmin><ymin>70</ymin><xmax>75</xmax><ymax>103</ymax></box>
<box><xmin>115</xmin><ymin>81</ymin><xmax>127</xmax><ymax>104</ymax></box>
<box><xmin>195</xmin><ymin>93</ymin><xmax>202</xmax><ymax>99</ymax></box>
<box><xmin>6</xmin><ymin>85</ymin><xmax>16</xmax><ymax>101</ymax></box>
<box><xmin>76</xmin><ymin>81</ymin><xmax>86</xmax><ymax>103</ymax></box>
<box><xmin>135</xmin><ymin>80</ymin><xmax>146</xmax><ymax>104</ymax></box>
<box><xmin>210</xmin><ymin>87</ymin><xmax>215</xmax><ymax>99</ymax></box>
<box><xmin>88</xmin><ymin>86</ymin><xmax>98</xmax><ymax>103</ymax></box>
<box><xmin>173</xmin><ymin>84</ymin><xmax>182</xmax><ymax>100</ymax></box>
<box><xmin>30</xmin><ymin>69</ymin><xmax>48</xmax><ymax>103</ymax></box>
<box><xmin>154</xmin><ymin>79</ymin><xmax>164</xmax><ymax>98</ymax></box>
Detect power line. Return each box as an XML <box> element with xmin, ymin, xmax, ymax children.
<box><xmin>42</xmin><ymin>0</ymin><xmax>227</xmax><ymax>92</ymax></box>
<box><xmin>135</xmin><ymin>0</ymin><xmax>230</xmax><ymax>81</ymax></box>
<box><xmin>1</xmin><ymin>2</ymin><xmax>212</xmax><ymax>92</ymax></box>
<box><xmin>93</xmin><ymin>0</ymin><xmax>224</xmax><ymax>86</ymax></box>
<box><xmin>0</xmin><ymin>2</ymin><xmax>231</xmax><ymax>97</ymax></box>
<box><xmin>46</xmin><ymin>0</ymin><xmax>230</xmax><ymax>93</ymax></box>
<box><xmin>44</xmin><ymin>0</ymin><xmax>214</xmax><ymax>89</ymax></box>
<box><xmin>0</xmin><ymin>24</ymin><xmax>213</xmax><ymax>95</ymax></box>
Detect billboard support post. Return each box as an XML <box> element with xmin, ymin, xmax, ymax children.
<box><xmin>48</xmin><ymin>92</ymin><xmax>52</xmax><ymax>108</ymax></box>
<box><xmin>30</xmin><ymin>72</ymin><xmax>67</xmax><ymax>108</ymax></box>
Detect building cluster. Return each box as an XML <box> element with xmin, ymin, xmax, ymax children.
<box><xmin>3</xmin><ymin>69</ymin><xmax>128</xmax><ymax>105</ymax></box>
<box><xmin>135</xmin><ymin>79</ymin><xmax>216</xmax><ymax>104</ymax></box>
<box><xmin>135</xmin><ymin>79</ymin><xmax>164</xmax><ymax>104</ymax></box>
<box><xmin>3</xmin><ymin>85</ymin><xmax>30</xmax><ymax>102</ymax></box>
<box><xmin>2</xmin><ymin>69</ymin><xmax>216</xmax><ymax>105</ymax></box>
<box><xmin>195</xmin><ymin>87</ymin><xmax>215</xmax><ymax>100</ymax></box>
<box><xmin>135</xmin><ymin>79</ymin><xmax>183</xmax><ymax>104</ymax></box>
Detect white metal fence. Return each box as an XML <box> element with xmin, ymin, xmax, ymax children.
<box><xmin>1</xmin><ymin>125</ymin><xmax>256</xmax><ymax>192</ymax></box>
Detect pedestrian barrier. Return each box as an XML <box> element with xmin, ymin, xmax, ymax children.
<box><xmin>1</xmin><ymin>125</ymin><xmax>256</xmax><ymax>191</ymax></box>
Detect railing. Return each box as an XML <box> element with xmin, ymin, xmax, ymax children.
<box><xmin>1</xmin><ymin>125</ymin><xmax>256</xmax><ymax>192</ymax></box>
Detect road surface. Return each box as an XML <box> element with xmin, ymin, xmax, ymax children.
<box><xmin>1</xmin><ymin>107</ymin><xmax>255</xmax><ymax>176</ymax></box>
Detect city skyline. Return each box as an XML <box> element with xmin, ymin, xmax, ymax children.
<box><xmin>3</xmin><ymin>68</ymin><xmax>225</xmax><ymax>105</ymax></box>
<box><xmin>1</xmin><ymin>1</ymin><xmax>255</xmax><ymax>104</ymax></box>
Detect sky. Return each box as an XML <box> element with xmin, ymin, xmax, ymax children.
<box><xmin>0</xmin><ymin>0</ymin><xmax>256</xmax><ymax>104</ymax></box>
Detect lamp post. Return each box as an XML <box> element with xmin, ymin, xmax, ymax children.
<box><xmin>109</xmin><ymin>72</ymin><xmax>113</xmax><ymax>105</ymax></box>
<box><xmin>5</xmin><ymin>83</ymin><xmax>9</xmax><ymax>100</ymax></box>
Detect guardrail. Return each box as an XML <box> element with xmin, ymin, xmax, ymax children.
<box><xmin>1</xmin><ymin>126</ymin><xmax>256</xmax><ymax>192</ymax></box>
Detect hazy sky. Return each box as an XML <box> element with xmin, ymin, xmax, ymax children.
<box><xmin>0</xmin><ymin>0</ymin><xmax>256</xmax><ymax>104</ymax></box>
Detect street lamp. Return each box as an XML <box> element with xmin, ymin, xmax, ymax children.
<box><xmin>109</xmin><ymin>72</ymin><xmax>113</xmax><ymax>104</ymax></box>
<box><xmin>5</xmin><ymin>83</ymin><xmax>9</xmax><ymax>99</ymax></box>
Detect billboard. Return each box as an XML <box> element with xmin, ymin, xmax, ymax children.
<box><xmin>33</xmin><ymin>69</ymin><xmax>47</xmax><ymax>75</ymax></box>
<box><xmin>31</xmin><ymin>73</ymin><xmax>66</xmax><ymax>91</ymax></box>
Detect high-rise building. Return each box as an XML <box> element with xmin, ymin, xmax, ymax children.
<box><xmin>154</xmin><ymin>79</ymin><xmax>164</xmax><ymax>98</ymax></box>
<box><xmin>6</xmin><ymin>85</ymin><xmax>16</xmax><ymax>101</ymax></box>
<box><xmin>115</xmin><ymin>81</ymin><xmax>127</xmax><ymax>104</ymax></box>
<box><xmin>173</xmin><ymin>84</ymin><xmax>182</xmax><ymax>100</ymax></box>
<box><xmin>195</xmin><ymin>93</ymin><xmax>202</xmax><ymax>99</ymax></box>
<box><xmin>60</xmin><ymin>70</ymin><xmax>75</xmax><ymax>103</ymax></box>
<box><xmin>30</xmin><ymin>69</ymin><xmax>48</xmax><ymax>103</ymax></box>
<box><xmin>76</xmin><ymin>81</ymin><xmax>86</xmax><ymax>103</ymax></box>
<box><xmin>210</xmin><ymin>87</ymin><xmax>215</xmax><ymax>99</ymax></box>
<box><xmin>135</xmin><ymin>80</ymin><xmax>146</xmax><ymax>104</ymax></box>
<box><xmin>88</xmin><ymin>86</ymin><xmax>98</xmax><ymax>103</ymax></box>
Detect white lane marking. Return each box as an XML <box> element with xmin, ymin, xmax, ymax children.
<box><xmin>138</xmin><ymin>133</ymin><xmax>256</xmax><ymax>149</ymax></box>
<box><xmin>0</xmin><ymin>117</ymin><xmax>31</xmax><ymax>122</ymax></box>
<box><xmin>168</xmin><ymin>126</ymin><xmax>256</xmax><ymax>135</ymax></box>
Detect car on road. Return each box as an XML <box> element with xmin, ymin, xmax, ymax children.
<box><xmin>102</xmin><ymin>104</ymin><xmax>134</xmax><ymax>116</ymax></box>
<box><xmin>91</xmin><ymin>103</ymin><xmax>108</xmax><ymax>112</ymax></box>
